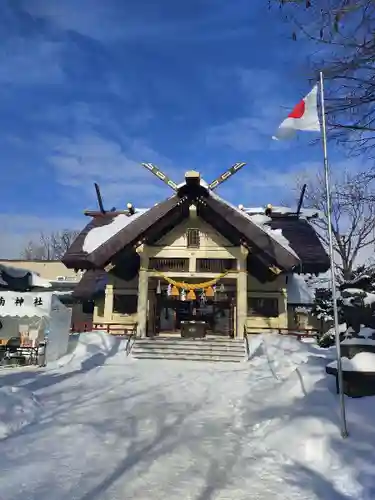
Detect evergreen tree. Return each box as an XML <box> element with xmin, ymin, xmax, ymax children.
<box><xmin>311</xmin><ymin>287</ymin><xmax>346</xmax><ymax>347</ymax></box>
<box><xmin>311</xmin><ymin>288</ymin><xmax>334</xmax><ymax>323</ymax></box>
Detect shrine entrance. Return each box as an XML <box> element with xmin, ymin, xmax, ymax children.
<box><xmin>153</xmin><ymin>293</ymin><xmax>235</xmax><ymax>337</ymax></box>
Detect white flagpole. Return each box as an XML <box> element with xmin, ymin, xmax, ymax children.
<box><xmin>319</xmin><ymin>71</ymin><xmax>348</xmax><ymax>438</ymax></box>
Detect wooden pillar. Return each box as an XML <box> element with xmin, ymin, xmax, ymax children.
<box><xmin>236</xmin><ymin>245</ymin><xmax>248</xmax><ymax>338</ymax></box>
<box><xmin>189</xmin><ymin>255</ymin><xmax>196</xmax><ymax>273</ymax></box>
<box><xmin>148</xmin><ymin>287</ymin><xmax>156</xmax><ymax>337</ymax></box>
<box><xmin>136</xmin><ymin>245</ymin><xmax>149</xmax><ymax>337</ymax></box>
<box><xmin>104</xmin><ymin>283</ymin><xmax>114</xmax><ymax>322</ymax></box>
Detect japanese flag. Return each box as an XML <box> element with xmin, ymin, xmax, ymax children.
<box><xmin>273</xmin><ymin>85</ymin><xmax>321</xmax><ymax>140</ymax></box>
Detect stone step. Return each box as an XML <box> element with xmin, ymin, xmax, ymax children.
<box><xmin>139</xmin><ymin>336</ymin><xmax>240</xmax><ymax>341</ymax></box>
<box><xmin>131</xmin><ymin>352</ymin><xmax>245</xmax><ymax>362</ymax></box>
<box><xmin>132</xmin><ymin>350</ymin><xmax>245</xmax><ymax>359</ymax></box>
<box><xmin>132</xmin><ymin>345</ymin><xmax>245</xmax><ymax>356</ymax></box>
<box><xmin>135</xmin><ymin>338</ymin><xmax>244</xmax><ymax>347</ymax></box>
<box><xmin>131</xmin><ymin>337</ymin><xmax>246</xmax><ymax>363</ymax></box>
<box><xmin>135</xmin><ymin>339</ymin><xmax>245</xmax><ymax>349</ymax></box>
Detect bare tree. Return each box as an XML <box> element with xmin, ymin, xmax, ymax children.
<box><xmin>272</xmin><ymin>0</ymin><xmax>375</xmax><ymax>155</ymax></box>
<box><xmin>20</xmin><ymin>230</ymin><xmax>80</xmax><ymax>261</ymax></box>
<box><xmin>295</xmin><ymin>169</ymin><xmax>375</xmax><ymax>279</ymax></box>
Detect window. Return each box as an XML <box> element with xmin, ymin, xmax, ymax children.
<box><xmin>248</xmin><ymin>297</ymin><xmax>278</xmax><ymax>317</ymax></box>
<box><xmin>149</xmin><ymin>258</ymin><xmax>188</xmax><ymax>272</ymax></box>
<box><xmin>187</xmin><ymin>228</ymin><xmax>200</xmax><ymax>248</ymax></box>
<box><xmin>113</xmin><ymin>294</ymin><xmax>138</xmax><ymax>315</ymax></box>
<box><xmin>196</xmin><ymin>259</ymin><xmax>236</xmax><ymax>273</ymax></box>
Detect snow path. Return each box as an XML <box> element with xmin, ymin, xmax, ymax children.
<box><xmin>0</xmin><ymin>335</ymin><xmax>373</xmax><ymax>499</ymax></box>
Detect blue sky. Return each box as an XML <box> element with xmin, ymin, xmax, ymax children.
<box><xmin>0</xmin><ymin>0</ymin><xmax>360</xmax><ymax>257</ymax></box>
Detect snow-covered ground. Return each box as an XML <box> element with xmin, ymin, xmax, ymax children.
<box><xmin>1</xmin><ymin>332</ymin><xmax>375</xmax><ymax>499</ymax></box>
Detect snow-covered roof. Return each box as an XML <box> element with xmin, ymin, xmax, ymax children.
<box><xmin>63</xmin><ymin>175</ymin><xmax>329</xmax><ymax>276</ymax></box>
<box><xmin>81</xmin><ymin>190</ymin><xmax>300</xmax><ymax>261</ymax></box>
<box><xmin>210</xmin><ymin>191</ymin><xmax>299</xmax><ymax>261</ymax></box>
<box><xmin>242</xmin><ymin>206</ymin><xmax>323</xmax><ymax>219</ymax></box>
<box><xmin>0</xmin><ymin>263</ymin><xmax>52</xmax><ymax>290</ymax></box>
<box><xmin>287</xmin><ymin>275</ymin><xmax>315</xmax><ymax>305</ymax></box>
<box><xmin>83</xmin><ymin>209</ymin><xmax>148</xmax><ymax>253</ymax></box>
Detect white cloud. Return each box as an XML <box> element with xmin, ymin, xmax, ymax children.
<box><xmin>45</xmin><ymin>132</ymin><xmax>186</xmax><ymax>205</ymax></box>
<box><xmin>206</xmin><ymin>117</ymin><xmax>274</xmax><ymax>152</ymax></box>
<box><xmin>0</xmin><ymin>128</ymin><xmax>186</xmax><ymax>258</ymax></box>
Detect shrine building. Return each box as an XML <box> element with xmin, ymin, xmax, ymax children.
<box><xmin>62</xmin><ymin>165</ymin><xmax>329</xmax><ymax>338</ymax></box>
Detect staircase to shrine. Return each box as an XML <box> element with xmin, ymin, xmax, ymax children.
<box><xmin>130</xmin><ymin>337</ymin><xmax>246</xmax><ymax>363</ymax></box>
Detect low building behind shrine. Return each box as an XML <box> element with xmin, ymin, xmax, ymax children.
<box><xmin>62</xmin><ymin>169</ymin><xmax>329</xmax><ymax>337</ymax></box>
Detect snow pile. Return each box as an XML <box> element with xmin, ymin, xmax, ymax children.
<box><xmin>356</xmin><ymin>327</ymin><xmax>375</xmax><ymax>338</ymax></box>
<box><xmin>342</xmin><ymin>326</ymin><xmax>375</xmax><ymax>345</ymax></box>
<box><xmin>341</xmin><ymin>288</ymin><xmax>366</xmax><ymax>307</ymax></box>
<box><xmin>0</xmin><ymin>386</ymin><xmax>41</xmax><ymax>440</ymax></box>
<box><xmin>341</xmin><ymin>288</ymin><xmax>375</xmax><ymax>308</ymax></box>
<box><xmin>248</xmin><ymin>213</ymin><xmax>271</xmax><ymax>225</ymax></box>
<box><xmin>325</xmin><ymin>323</ymin><xmax>347</xmax><ymax>338</ymax></box>
<box><xmin>364</xmin><ymin>293</ymin><xmax>375</xmax><ymax>306</ymax></box>
<box><xmin>247</xmin><ymin>332</ymin><xmax>313</xmax><ymax>380</ymax></box>
<box><xmin>243</xmin><ymin>205</ymin><xmax>322</xmax><ymax>219</ymax></box>
<box><xmin>260</xmin><ymin>412</ymin><xmax>363</xmax><ymax>498</ymax></box>
<box><xmin>328</xmin><ymin>352</ymin><xmax>375</xmax><ymax>372</ymax></box>
<box><xmin>53</xmin><ymin>330</ymin><xmax>127</xmax><ymax>369</ymax></box>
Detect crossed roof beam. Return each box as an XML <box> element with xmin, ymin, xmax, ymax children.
<box><xmin>140</xmin><ymin>163</ymin><xmax>309</xmax><ymax>218</ymax></box>
<box><xmin>141</xmin><ymin>162</ymin><xmax>246</xmax><ymax>192</ymax></box>
<box><xmin>84</xmin><ymin>162</ymin><xmax>246</xmax><ymax>217</ymax></box>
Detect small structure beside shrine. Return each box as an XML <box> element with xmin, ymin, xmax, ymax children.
<box><xmin>0</xmin><ymin>262</ymin><xmax>71</xmax><ymax>366</ymax></box>
<box><xmin>0</xmin><ymin>291</ymin><xmax>71</xmax><ymax>365</ymax></box>
<box><xmin>63</xmin><ymin>164</ymin><xmax>329</xmax><ymax>339</ymax></box>
<box><xmin>0</xmin><ymin>260</ymin><xmax>93</xmax><ymax>328</ymax></box>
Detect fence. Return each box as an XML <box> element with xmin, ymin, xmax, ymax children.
<box><xmin>70</xmin><ymin>322</ymin><xmax>137</xmax><ymax>336</ymax></box>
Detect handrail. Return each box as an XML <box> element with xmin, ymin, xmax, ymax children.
<box><xmin>92</xmin><ymin>322</ymin><xmax>137</xmax><ymax>334</ymax></box>
<box><xmin>244</xmin><ymin>326</ymin><xmax>318</xmax><ymax>339</ymax></box>
<box><xmin>244</xmin><ymin>326</ymin><xmax>250</xmax><ymax>361</ymax></box>
<box><xmin>125</xmin><ymin>333</ymin><xmax>134</xmax><ymax>356</ymax></box>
